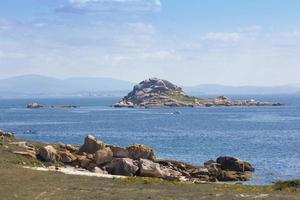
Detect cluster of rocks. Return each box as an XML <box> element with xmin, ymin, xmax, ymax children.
<box><xmin>0</xmin><ymin>130</ymin><xmax>15</xmax><ymax>140</ymax></box>
<box><xmin>4</xmin><ymin>133</ymin><xmax>255</xmax><ymax>183</ymax></box>
<box><xmin>204</xmin><ymin>96</ymin><xmax>283</xmax><ymax>107</ymax></box>
<box><xmin>114</xmin><ymin>78</ymin><xmax>283</xmax><ymax>108</ymax></box>
<box><xmin>27</xmin><ymin>102</ymin><xmax>78</xmax><ymax>109</ymax></box>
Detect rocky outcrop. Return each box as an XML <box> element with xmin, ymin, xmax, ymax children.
<box><xmin>78</xmin><ymin>135</ymin><xmax>105</xmax><ymax>154</ymax></box>
<box><xmin>58</xmin><ymin>151</ymin><xmax>77</xmax><ymax>163</ymax></box>
<box><xmin>109</xmin><ymin>146</ymin><xmax>129</xmax><ymax>158</ymax></box>
<box><xmin>38</xmin><ymin>145</ymin><xmax>58</xmax><ymax>162</ymax></box>
<box><xmin>127</xmin><ymin>144</ymin><xmax>156</xmax><ymax>161</ymax></box>
<box><xmin>138</xmin><ymin>158</ymin><xmax>166</xmax><ymax>178</ymax></box>
<box><xmin>216</xmin><ymin>156</ymin><xmax>255</xmax><ymax>172</ymax></box>
<box><xmin>95</xmin><ymin>148</ymin><xmax>113</xmax><ymax>165</ymax></box>
<box><xmin>5</xmin><ymin>132</ymin><xmax>255</xmax><ymax>184</ymax></box>
<box><xmin>105</xmin><ymin>158</ymin><xmax>139</xmax><ymax>176</ymax></box>
<box><xmin>27</xmin><ymin>102</ymin><xmax>43</xmax><ymax>109</ymax></box>
<box><xmin>114</xmin><ymin>78</ymin><xmax>283</xmax><ymax>108</ymax></box>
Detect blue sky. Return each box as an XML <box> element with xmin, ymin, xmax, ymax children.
<box><xmin>0</xmin><ymin>0</ymin><xmax>300</xmax><ymax>86</ymax></box>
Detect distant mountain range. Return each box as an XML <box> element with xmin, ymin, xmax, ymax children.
<box><xmin>0</xmin><ymin>75</ymin><xmax>299</xmax><ymax>98</ymax></box>
<box><xmin>0</xmin><ymin>75</ymin><xmax>134</xmax><ymax>98</ymax></box>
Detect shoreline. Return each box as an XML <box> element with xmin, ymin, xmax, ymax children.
<box><xmin>1</xmin><ymin>130</ymin><xmax>299</xmax><ymax>199</ymax></box>
<box><xmin>1</xmin><ymin>130</ymin><xmax>256</xmax><ymax>184</ymax></box>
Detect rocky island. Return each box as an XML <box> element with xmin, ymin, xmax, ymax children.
<box><xmin>27</xmin><ymin>102</ymin><xmax>79</xmax><ymax>109</ymax></box>
<box><xmin>114</xmin><ymin>78</ymin><xmax>283</xmax><ymax>108</ymax></box>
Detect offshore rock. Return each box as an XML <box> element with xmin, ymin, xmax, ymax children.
<box><xmin>114</xmin><ymin>78</ymin><xmax>283</xmax><ymax>108</ymax></box>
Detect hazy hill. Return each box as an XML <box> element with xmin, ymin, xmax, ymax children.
<box><xmin>0</xmin><ymin>75</ymin><xmax>299</xmax><ymax>98</ymax></box>
<box><xmin>0</xmin><ymin>75</ymin><xmax>134</xmax><ymax>97</ymax></box>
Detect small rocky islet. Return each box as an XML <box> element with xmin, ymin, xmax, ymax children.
<box><xmin>27</xmin><ymin>102</ymin><xmax>79</xmax><ymax>109</ymax></box>
<box><xmin>114</xmin><ymin>78</ymin><xmax>283</xmax><ymax>108</ymax></box>
<box><xmin>1</xmin><ymin>130</ymin><xmax>255</xmax><ymax>183</ymax></box>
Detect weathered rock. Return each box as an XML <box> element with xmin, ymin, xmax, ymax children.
<box><xmin>3</xmin><ymin>132</ymin><xmax>15</xmax><ymax>138</ymax></box>
<box><xmin>110</xmin><ymin>146</ymin><xmax>129</xmax><ymax>158</ymax></box>
<box><xmin>217</xmin><ymin>156</ymin><xmax>243</xmax><ymax>172</ymax></box>
<box><xmin>95</xmin><ymin>148</ymin><xmax>113</xmax><ymax>165</ymax></box>
<box><xmin>204</xmin><ymin>160</ymin><xmax>222</xmax><ymax>176</ymax></box>
<box><xmin>244</xmin><ymin>161</ymin><xmax>255</xmax><ymax>172</ymax></box>
<box><xmin>27</xmin><ymin>102</ymin><xmax>43</xmax><ymax>109</ymax></box>
<box><xmin>38</xmin><ymin>145</ymin><xmax>58</xmax><ymax>162</ymax></box>
<box><xmin>190</xmin><ymin>167</ymin><xmax>210</xmax><ymax>178</ymax></box>
<box><xmin>10</xmin><ymin>141</ymin><xmax>35</xmax><ymax>150</ymax></box>
<box><xmin>58</xmin><ymin>151</ymin><xmax>77</xmax><ymax>163</ymax></box>
<box><xmin>13</xmin><ymin>151</ymin><xmax>36</xmax><ymax>158</ymax></box>
<box><xmin>127</xmin><ymin>144</ymin><xmax>156</xmax><ymax>161</ymax></box>
<box><xmin>216</xmin><ymin>156</ymin><xmax>255</xmax><ymax>172</ymax></box>
<box><xmin>218</xmin><ymin>171</ymin><xmax>252</xmax><ymax>182</ymax></box>
<box><xmin>93</xmin><ymin>167</ymin><xmax>108</xmax><ymax>174</ymax></box>
<box><xmin>105</xmin><ymin>158</ymin><xmax>139</xmax><ymax>176</ymax></box>
<box><xmin>59</xmin><ymin>143</ymin><xmax>79</xmax><ymax>153</ymax></box>
<box><xmin>76</xmin><ymin>155</ymin><xmax>91</xmax><ymax>169</ymax></box>
<box><xmin>138</xmin><ymin>159</ymin><xmax>165</xmax><ymax>178</ymax></box>
<box><xmin>78</xmin><ymin>135</ymin><xmax>105</xmax><ymax>154</ymax></box>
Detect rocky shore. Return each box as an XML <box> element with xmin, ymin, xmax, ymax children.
<box><xmin>114</xmin><ymin>78</ymin><xmax>283</xmax><ymax>108</ymax></box>
<box><xmin>1</xmin><ymin>130</ymin><xmax>255</xmax><ymax>184</ymax></box>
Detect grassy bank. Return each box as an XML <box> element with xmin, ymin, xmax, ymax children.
<box><xmin>0</xmin><ymin>137</ymin><xmax>299</xmax><ymax>200</ymax></box>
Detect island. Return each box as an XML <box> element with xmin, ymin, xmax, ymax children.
<box><xmin>114</xmin><ymin>78</ymin><xmax>283</xmax><ymax>108</ymax></box>
<box><xmin>27</xmin><ymin>102</ymin><xmax>79</xmax><ymax>109</ymax></box>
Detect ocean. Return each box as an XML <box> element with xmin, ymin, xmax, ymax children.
<box><xmin>0</xmin><ymin>95</ymin><xmax>299</xmax><ymax>185</ymax></box>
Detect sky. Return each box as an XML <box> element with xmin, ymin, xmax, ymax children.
<box><xmin>0</xmin><ymin>0</ymin><xmax>300</xmax><ymax>86</ymax></box>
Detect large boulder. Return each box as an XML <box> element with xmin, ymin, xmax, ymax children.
<box><xmin>127</xmin><ymin>144</ymin><xmax>156</xmax><ymax>161</ymax></box>
<box><xmin>58</xmin><ymin>151</ymin><xmax>77</xmax><ymax>163</ymax></box>
<box><xmin>105</xmin><ymin>158</ymin><xmax>139</xmax><ymax>176</ymax></box>
<box><xmin>216</xmin><ymin>156</ymin><xmax>254</xmax><ymax>172</ymax></box>
<box><xmin>78</xmin><ymin>135</ymin><xmax>105</xmax><ymax>154</ymax></box>
<box><xmin>95</xmin><ymin>148</ymin><xmax>113</xmax><ymax>166</ymax></box>
<box><xmin>38</xmin><ymin>145</ymin><xmax>58</xmax><ymax>162</ymax></box>
<box><xmin>110</xmin><ymin>146</ymin><xmax>129</xmax><ymax>158</ymax></box>
<box><xmin>27</xmin><ymin>102</ymin><xmax>43</xmax><ymax>109</ymax></box>
<box><xmin>138</xmin><ymin>159</ymin><xmax>165</xmax><ymax>178</ymax></box>
<box><xmin>76</xmin><ymin>155</ymin><xmax>92</xmax><ymax>169</ymax></box>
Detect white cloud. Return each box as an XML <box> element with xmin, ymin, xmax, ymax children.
<box><xmin>280</xmin><ymin>31</ymin><xmax>300</xmax><ymax>38</ymax></box>
<box><xmin>202</xmin><ymin>32</ymin><xmax>241</xmax><ymax>43</ymax></box>
<box><xmin>58</xmin><ymin>0</ymin><xmax>161</xmax><ymax>14</ymax></box>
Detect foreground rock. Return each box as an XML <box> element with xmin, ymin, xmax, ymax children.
<box><xmin>38</xmin><ymin>145</ymin><xmax>58</xmax><ymax>162</ymax></box>
<box><xmin>127</xmin><ymin>144</ymin><xmax>156</xmax><ymax>161</ymax></box>
<box><xmin>2</xmin><ymin>132</ymin><xmax>256</xmax><ymax>184</ymax></box>
<box><xmin>78</xmin><ymin>135</ymin><xmax>105</xmax><ymax>154</ymax></box>
<box><xmin>114</xmin><ymin>78</ymin><xmax>283</xmax><ymax>108</ymax></box>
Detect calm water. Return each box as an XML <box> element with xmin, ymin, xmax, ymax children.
<box><xmin>0</xmin><ymin>95</ymin><xmax>299</xmax><ymax>185</ymax></box>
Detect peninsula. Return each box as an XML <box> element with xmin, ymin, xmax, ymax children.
<box><xmin>114</xmin><ymin>78</ymin><xmax>283</xmax><ymax>108</ymax></box>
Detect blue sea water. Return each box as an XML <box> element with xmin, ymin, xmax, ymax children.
<box><xmin>0</xmin><ymin>95</ymin><xmax>299</xmax><ymax>185</ymax></box>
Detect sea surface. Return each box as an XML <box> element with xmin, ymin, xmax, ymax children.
<box><xmin>0</xmin><ymin>95</ymin><xmax>299</xmax><ymax>185</ymax></box>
